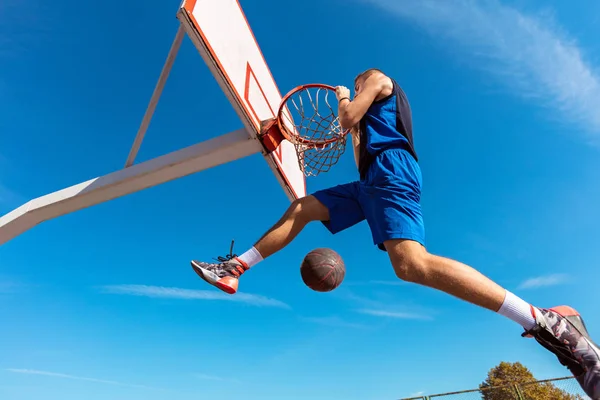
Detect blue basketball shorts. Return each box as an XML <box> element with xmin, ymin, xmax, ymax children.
<box><xmin>312</xmin><ymin>148</ymin><xmax>425</xmax><ymax>251</ymax></box>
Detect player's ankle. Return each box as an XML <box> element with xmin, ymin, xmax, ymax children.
<box><xmin>237</xmin><ymin>246</ymin><xmax>263</xmax><ymax>268</ymax></box>
<box><xmin>497</xmin><ymin>291</ymin><xmax>536</xmax><ymax>330</ymax></box>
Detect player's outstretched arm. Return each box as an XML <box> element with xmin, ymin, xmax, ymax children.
<box><xmin>336</xmin><ymin>74</ymin><xmax>388</xmax><ymax>129</ymax></box>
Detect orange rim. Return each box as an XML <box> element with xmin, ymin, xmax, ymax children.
<box><xmin>276</xmin><ymin>84</ymin><xmax>348</xmax><ymax>147</ymax></box>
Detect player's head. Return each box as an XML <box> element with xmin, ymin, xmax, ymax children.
<box><xmin>354</xmin><ymin>68</ymin><xmax>385</xmax><ymax>95</ymax></box>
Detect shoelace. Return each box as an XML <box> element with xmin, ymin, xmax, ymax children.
<box><xmin>209</xmin><ymin>240</ymin><xmax>248</xmax><ymax>277</ymax></box>
<box><xmin>213</xmin><ymin>240</ymin><xmax>238</xmax><ymax>263</ymax></box>
<box><xmin>525</xmin><ymin>324</ymin><xmax>584</xmax><ymax>375</ymax></box>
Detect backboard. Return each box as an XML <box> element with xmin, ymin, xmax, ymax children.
<box><xmin>177</xmin><ymin>0</ymin><xmax>306</xmax><ymax>200</ymax></box>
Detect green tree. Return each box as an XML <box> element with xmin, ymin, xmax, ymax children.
<box><xmin>479</xmin><ymin>361</ymin><xmax>583</xmax><ymax>400</ymax></box>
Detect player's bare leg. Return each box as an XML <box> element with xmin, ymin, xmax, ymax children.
<box><xmin>384</xmin><ymin>238</ymin><xmax>600</xmax><ymax>399</ymax></box>
<box><xmin>190</xmin><ymin>195</ymin><xmax>329</xmax><ymax>294</ymax></box>
<box><xmin>384</xmin><ymin>239</ymin><xmax>505</xmax><ymax>311</ymax></box>
<box><xmin>253</xmin><ymin>195</ymin><xmax>330</xmax><ymax>258</ymax></box>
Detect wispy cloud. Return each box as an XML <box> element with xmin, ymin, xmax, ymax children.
<box><xmin>369</xmin><ymin>280</ymin><xmax>405</xmax><ymax>286</ymax></box>
<box><xmin>345</xmin><ymin>280</ymin><xmax>406</xmax><ymax>287</ymax></box>
<box><xmin>333</xmin><ymin>289</ymin><xmax>389</xmax><ymax>309</ymax></box>
<box><xmin>300</xmin><ymin>316</ymin><xmax>371</xmax><ymax>330</ymax></box>
<box><xmin>5</xmin><ymin>369</ymin><xmax>155</xmax><ymax>390</ymax></box>
<box><xmin>194</xmin><ymin>373</ymin><xmax>241</xmax><ymax>383</ymax></box>
<box><xmin>99</xmin><ymin>284</ymin><xmax>290</xmax><ymax>309</ymax></box>
<box><xmin>0</xmin><ymin>156</ymin><xmax>23</xmax><ymax>208</ymax></box>
<box><xmin>356</xmin><ymin>308</ymin><xmax>433</xmax><ymax>321</ymax></box>
<box><xmin>334</xmin><ymin>288</ymin><xmax>436</xmax><ymax>320</ymax></box>
<box><xmin>0</xmin><ymin>182</ymin><xmax>22</xmax><ymax>206</ymax></box>
<box><xmin>0</xmin><ymin>1</ymin><xmax>56</xmax><ymax>59</ymax></box>
<box><xmin>357</xmin><ymin>0</ymin><xmax>600</xmax><ymax>139</ymax></box>
<box><xmin>518</xmin><ymin>273</ymin><xmax>570</xmax><ymax>289</ymax></box>
<box><xmin>0</xmin><ymin>275</ymin><xmax>27</xmax><ymax>294</ymax></box>
<box><xmin>0</xmin><ymin>281</ymin><xmax>18</xmax><ymax>294</ymax></box>
<box><xmin>194</xmin><ymin>373</ymin><xmax>226</xmax><ymax>381</ymax></box>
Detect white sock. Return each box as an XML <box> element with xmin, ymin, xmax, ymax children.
<box><xmin>236</xmin><ymin>247</ymin><xmax>263</xmax><ymax>268</ymax></box>
<box><xmin>497</xmin><ymin>291</ymin><xmax>536</xmax><ymax>330</ymax></box>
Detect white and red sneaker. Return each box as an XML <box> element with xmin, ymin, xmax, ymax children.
<box><xmin>190</xmin><ymin>242</ymin><xmax>249</xmax><ymax>294</ymax></box>
<box><xmin>525</xmin><ymin>306</ymin><xmax>600</xmax><ymax>399</ymax></box>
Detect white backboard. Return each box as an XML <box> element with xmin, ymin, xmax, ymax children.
<box><xmin>177</xmin><ymin>0</ymin><xmax>306</xmax><ymax>200</ymax></box>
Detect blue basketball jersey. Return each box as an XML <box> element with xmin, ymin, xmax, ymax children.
<box><xmin>358</xmin><ymin>78</ymin><xmax>417</xmax><ymax>180</ymax></box>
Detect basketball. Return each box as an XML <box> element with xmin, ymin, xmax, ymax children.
<box><xmin>300</xmin><ymin>248</ymin><xmax>345</xmax><ymax>292</ymax></box>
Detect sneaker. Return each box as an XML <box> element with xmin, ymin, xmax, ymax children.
<box><xmin>190</xmin><ymin>241</ymin><xmax>249</xmax><ymax>294</ymax></box>
<box><xmin>524</xmin><ymin>306</ymin><xmax>600</xmax><ymax>399</ymax></box>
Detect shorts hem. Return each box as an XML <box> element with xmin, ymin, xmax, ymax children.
<box><xmin>312</xmin><ymin>191</ymin><xmax>345</xmax><ymax>235</ymax></box>
<box><xmin>375</xmin><ymin>232</ymin><xmax>425</xmax><ymax>251</ymax></box>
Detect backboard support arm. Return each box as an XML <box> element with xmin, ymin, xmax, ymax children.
<box><xmin>0</xmin><ymin>129</ymin><xmax>260</xmax><ymax>245</ymax></box>
<box><xmin>124</xmin><ymin>25</ymin><xmax>185</xmax><ymax>167</ymax></box>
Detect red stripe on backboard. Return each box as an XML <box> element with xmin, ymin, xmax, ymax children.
<box><xmin>232</xmin><ymin>0</ymin><xmax>308</xmax><ymax>197</ymax></box>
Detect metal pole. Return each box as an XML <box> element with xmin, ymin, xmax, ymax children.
<box><xmin>124</xmin><ymin>25</ymin><xmax>185</xmax><ymax>167</ymax></box>
<box><xmin>513</xmin><ymin>383</ymin><xmax>524</xmax><ymax>400</ymax></box>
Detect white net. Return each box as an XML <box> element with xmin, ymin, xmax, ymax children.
<box><xmin>278</xmin><ymin>85</ymin><xmax>348</xmax><ymax>177</ymax></box>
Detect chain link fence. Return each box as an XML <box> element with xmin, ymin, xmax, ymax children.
<box><xmin>400</xmin><ymin>376</ymin><xmax>590</xmax><ymax>400</ymax></box>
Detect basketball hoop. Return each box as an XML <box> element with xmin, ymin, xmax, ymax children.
<box><xmin>274</xmin><ymin>84</ymin><xmax>350</xmax><ymax>177</ymax></box>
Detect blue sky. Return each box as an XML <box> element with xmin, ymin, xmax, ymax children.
<box><xmin>2</xmin><ymin>0</ymin><xmax>600</xmax><ymax>399</ymax></box>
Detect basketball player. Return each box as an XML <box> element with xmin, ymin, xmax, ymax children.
<box><xmin>190</xmin><ymin>69</ymin><xmax>600</xmax><ymax>398</ymax></box>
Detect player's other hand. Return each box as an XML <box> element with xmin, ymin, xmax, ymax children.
<box><xmin>335</xmin><ymin>86</ymin><xmax>350</xmax><ymax>101</ymax></box>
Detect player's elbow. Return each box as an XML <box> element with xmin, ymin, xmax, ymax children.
<box><xmin>339</xmin><ymin>115</ymin><xmax>359</xmax><ymax>130</ymax></box>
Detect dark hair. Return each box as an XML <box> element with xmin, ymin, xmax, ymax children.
<box><xmin>354</xmin><ymin>68</ymin><xmax>385</xmax><ymax>84</ymax></box>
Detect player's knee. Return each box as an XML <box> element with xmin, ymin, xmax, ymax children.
<box><xmin>391</xmin><ymin>251</ymin><xmax>430</xmax><ymax>284</ymax></box>
<box><xmin>287</xmin><ymin>196</ymin><xmax>329</xmax><ymax>224</ymax></box>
